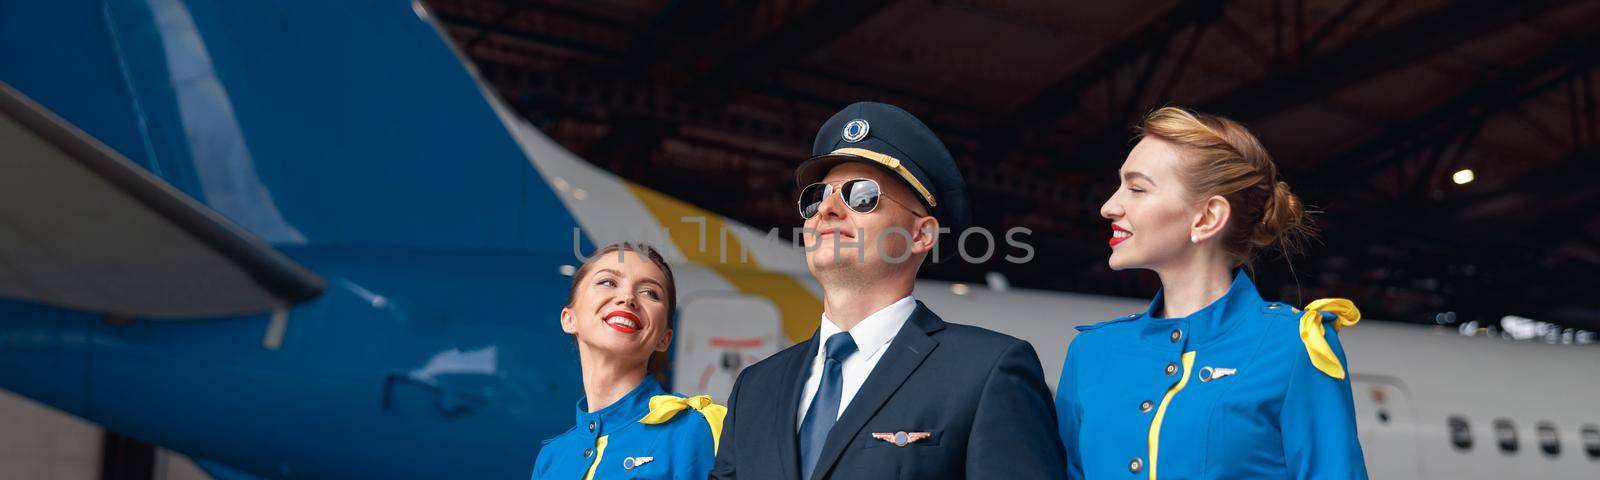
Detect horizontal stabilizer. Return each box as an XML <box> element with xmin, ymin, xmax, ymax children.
<box><xmin>0</xmin><ymin>82</ymin><xmax>323</xmax><ymax>318</ymax></box>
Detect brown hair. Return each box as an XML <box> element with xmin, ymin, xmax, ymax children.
<box><xmin>567</xmin><ymin>243</ymin><xmax>677</xmax><ymax>380</ymax></box>
<box><xmin>1137</xmin><ymin>107</ymin><xmax>1315</xmax><ymax>266</ymax></box>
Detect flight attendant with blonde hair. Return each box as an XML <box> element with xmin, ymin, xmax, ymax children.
<box><xmin>1056</xmin><ymin>107</ymin><xmax>1366</xmax><ymax>479</ymax></box>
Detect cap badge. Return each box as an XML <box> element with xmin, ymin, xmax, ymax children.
<box><xmin>842</xmin><ymin>119</ymin><xmax>870</xmax><ymax>143</ymax></box>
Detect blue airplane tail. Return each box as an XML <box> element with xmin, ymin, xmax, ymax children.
<box><xmin>0</xmin><ymin>0</ymin><xmax>578</xmax><ymax>253</ymax></box>
<box><xmin>0</xmin><ymin>1</ymin><xmax>591</xmax><ymax>477</ymax></box>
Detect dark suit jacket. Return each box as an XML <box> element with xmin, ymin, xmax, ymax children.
<box><xmin>710</xmin><ymin>301</ymin><xmax>1067</xmax><ymax>479</ymax></box>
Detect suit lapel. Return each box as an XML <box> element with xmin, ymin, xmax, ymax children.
<box><xmin>778</xmin><ymin>331</ymin><xmax>820</xmax><ymax>480</ymax></box>
<box><xmin>809</xmin><ymin>302</ymin><xmax>946</xmax><ymax>479</ymax></box>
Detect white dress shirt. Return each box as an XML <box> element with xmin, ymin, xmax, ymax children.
<box><xmin>796</xmin><ymin>295</ymin><xmax>917</xmax><ymax>429</ymax></box>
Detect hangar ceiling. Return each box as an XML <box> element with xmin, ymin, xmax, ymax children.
<box><xmin>429</xmin><ymin>0</ymin><xmax>1600</xmax><ymax>333</ymax></box>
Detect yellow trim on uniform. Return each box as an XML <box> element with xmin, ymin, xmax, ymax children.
<box><xmin>1299</xmin><ymin>298</ymin><xmax>1361</xmax><ymax>379</ymax></box>
<box><xmin>582</xmin><ymin>435</ymin><xmax>608</xmax><ymax>480</ymax></box>
<box><xmin>827</xmin><ymin>147</ymin><xmax>939</xmax><ymax>207</ymax></box>
<box><xmin>640</xmin><ymin>394</ymin><xmax>728</xmax><ymax>454</ymax></box>
<box><xmin>1148</xmin><ymin>351</ymin><xmax>1196</xmax><ymax>480</ymax></box>
<box><xmin>625</xmin><ymin>183</ymin><xmax>823</xmax><ymax>343</ymax></box>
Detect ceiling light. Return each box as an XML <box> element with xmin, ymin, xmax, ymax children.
<box><xmin>1452</xmin><ymin>169</ymin><xmax>1475</xmax><ymax>185</ymax></box>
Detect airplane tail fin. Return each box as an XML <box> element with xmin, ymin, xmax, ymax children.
<box><xmin>0</xmin><ymin>0</ymin><xmax>581</xmax><ymax>256</ymax></box>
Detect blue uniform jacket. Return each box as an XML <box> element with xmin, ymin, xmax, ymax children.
<box><xmin>711</xmin><ymin>300</ymin><xmax>1067</xmax><ymax>479</ymax></box>
<box><xmin>1055</xmin><ymin>272</ymin><xmax>1366</xmax><ymax>479</ymax></box>
<box><xmin>532</xmin><ymin>378</ymin><xmax>723</xmax><ymax>480</ymax></box>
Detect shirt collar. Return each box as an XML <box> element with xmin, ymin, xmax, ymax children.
<box><xmin>819</xmin><ymin>295</ymin><xmax>916</xmax><ymax>359</ymax></box>
<box><xmin>1141</xmin><ymin>270</ymin><xmax>1264</xmax><ymax>349</ymax></box>
<box><xmin>573</xmin><ymin>376</ymin><xmax>664</xmax><ymax>433</ymax></box>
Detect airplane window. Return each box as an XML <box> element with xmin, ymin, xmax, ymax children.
<box><xmin>1536</xmin><ymin>422</ymin><xmax>1559</xmax><ymax>457</ymax></box>
<box><xmin>1582</xmin><ymin>425</ymin><xmax>1600</xmax><ymax>459</ymax></box>
<box><xmin>1448</xmin><ymin>416</ymin><xmax>1472</xmax><ymax>451</ymax></box>
<box><xmin>1494</xmin><ymin>418</ymin><xmax>1518</xmax><ymax>454</ymax></box>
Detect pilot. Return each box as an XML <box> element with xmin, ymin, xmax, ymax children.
<box><xmin>532</xmin><ymin>243</ymin><xmax>724</xmax><ymax>480</ymax></box>
<box><xmin>1057</xmin><ymin>107</ymin><xmax>1367</xmax><ymax>479</ymax></box>
<box><xmin>711</xmin><ymin>102</ymin><xmax>1066</xmax><ymax>479</ymax></box>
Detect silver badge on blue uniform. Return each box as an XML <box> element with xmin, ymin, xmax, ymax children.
<box><xmin>622</xmin><ymin>456</ymin><xmax>653</xmax><ymax>470</ymax></box>
<box><xmin>842</xmin><ymin>119</ymin><xmax>870</xmax><ymax>143</ymax></box>
<box><xmin>1198</xmin><ymin>366</ymin><xmax>1237</xmax><ymax>382</ymax></box>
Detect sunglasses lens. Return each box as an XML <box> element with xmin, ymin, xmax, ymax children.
<box><xmin>798</xmin><ymin>183</ymin><xmax>831</xmax><ymax>218</ymax></box>
<box><xmin>842</xmin><ymin>179</ymin><xmax>880</xmax><ymax>213</ymax></box>
<box><xmin>798</xmin><ymin>179</ymin><xmax>881</xmax><ymax>218</ymax></box>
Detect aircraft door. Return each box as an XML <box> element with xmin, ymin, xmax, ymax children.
<box><xmin>1351</xmin><ymin>375</ymin><xmax>1423</xmax><ymax>478</ymax></box>
<box><xmin>671</xmin><ymin>294</ymin><xmax>785</xmax><ymax>403</ymax></box>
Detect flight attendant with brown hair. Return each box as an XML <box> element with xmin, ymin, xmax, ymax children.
<box><xmin>531</xmin><ymin>243</ymin><xmax>724</xmax><ymax>480</ymax></box>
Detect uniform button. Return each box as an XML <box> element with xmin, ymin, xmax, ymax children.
<box><xmin>583</xmin><ymin>448</ymin><xmax>593</xmax><ymax>459</ymax></box>
<box><xmin>587</xmin><ymin>421</ymin><xmax>596</xmax><ymax>432</ymax></box>
<box><xmin>1129</xmin><ymin>457</ymin><xmax>1144</xmax><ymax>473</ymax></box>
<box><xmin>1165</xmin><ymin>363</ymin><xmax>1178</xmax><ymax>376</ymax></box>
<box><xmin>1139</xmin><ymin>400</ymin><xmax>1154</xmax><ymax>413</ymax></box>
<box><xmin>1170</xmin><ymin>329</ymin><xmax>1183</xmax><ymax>343</ymax></box>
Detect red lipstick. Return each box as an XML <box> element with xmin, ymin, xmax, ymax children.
<box><xmin>1109</xmin><ymin>225</ymin><xmax>1131</xmax><ymax>247</ymax></box>
<box><xmin>603</xmin><ymin>310</ymin><xmax>641</xmax><ymax>334</ymax></box>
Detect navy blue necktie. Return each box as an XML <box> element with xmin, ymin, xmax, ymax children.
<box><xmin>799</xmin><ymin>332</ymin><xmax>857</xmax><ymax>480</ymax></box>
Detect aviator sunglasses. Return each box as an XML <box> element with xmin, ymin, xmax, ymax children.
<box><xmin>797</xmin><ymin>178</ymin><xmax>924</xmax><ymax>219</ymax></box>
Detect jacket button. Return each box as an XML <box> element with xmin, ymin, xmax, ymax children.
<box><xmin>587</xmin><ymin>421</ymin><xmax>596</xmax><ymax>432</ymax></box>
<box><xmin>1165</xmin><ymin>363</ymin><xmax>1178</xmax><ymax>376</ymax></box>
<box><xmin>1130</xmin><ymin>457</ymin><xmax>1144</xmax><ymax>473</ymax></box>
<box><xmin>583</xmin><ymin>448</ymin><xmax>593</xmax><ymax>459</ymax></box>
<box><xmin>1170</xmin><ymin>329</ymin><xmax>1183</xmax><ymax>343</ymax></box>
<box><xmin>1139</xmin><ymin>400</ymin><xmax>1154</xmax><ymax>413</ymax></box>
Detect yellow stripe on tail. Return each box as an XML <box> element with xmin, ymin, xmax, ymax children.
<box><xmin>625</xmin><ymin>183</ymin><xmax>822</xmax><ymax>344</ymax></box>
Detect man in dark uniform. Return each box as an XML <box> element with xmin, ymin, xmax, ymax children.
<box><xmin>710</xmin><ymin>102</ymin><xmax>1067</xmax><ymax>479</ymax></box>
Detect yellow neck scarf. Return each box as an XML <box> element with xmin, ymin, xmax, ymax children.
<box><xmin>1299</xmin><ymin>298</ymin><xmax>1361</xmax><ymax>379</ymax></box>
<box><xmin>639</xmin><ymin>394</ymin><xmax>727</xmax><ymax>453</ymax></box>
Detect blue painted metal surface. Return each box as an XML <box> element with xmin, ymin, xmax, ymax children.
<box><xmin>0</xmin><ymin>0</ymin><xmax>592</xmax><ymax>477</ymax></box>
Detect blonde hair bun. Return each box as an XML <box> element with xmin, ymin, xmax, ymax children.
<box><xmin>1251</xmin><ymin>181</ymin><xmax>1313</xmax><ymax>254</ymax></box>
<box><xmin>1139</xmin><ymin>107</ymin><xmax>1315</xmax><ymax>264</ymax></box>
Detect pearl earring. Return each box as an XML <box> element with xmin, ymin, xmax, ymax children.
<box><xmin>1190</xmin><ymin>235</ymin><xmax>1198</xmax><ymax>243</ymax></box>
